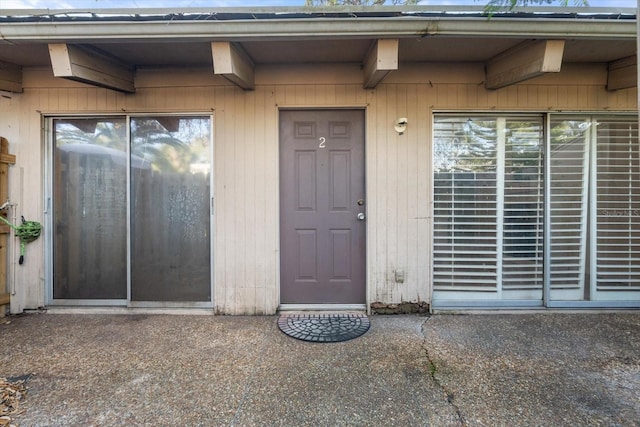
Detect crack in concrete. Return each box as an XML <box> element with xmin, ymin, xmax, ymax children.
<box><xmin>228</xmin><ymin>376</ymin><xmax>253</xmax><ymax>427</ymax></box>
<box><xmin>228</xmin><ymin>343</ymin><xmax>261</xmax><ymax>427</ymax></box>
<box><xmin>420</xmin><ymin>316</ymin><xmax>467</xmax><ymax>427</ymax></box>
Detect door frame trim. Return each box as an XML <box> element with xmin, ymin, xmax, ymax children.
<box><xmin>277</xmin><ymin>106</ymin><xmax>368</xmax><ymax>310</ymax></box>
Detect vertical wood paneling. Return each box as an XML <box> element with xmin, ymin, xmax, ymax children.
<box><xmin>263</xmin><ymin>86</ymin><xmax>279</xmax><ymax>313</ymax></box>
<box><xmin>486</xmin><ymin>88</ymin><xmax>499</xmax><ymax>109</ymax></box>
<box><xmin>466</xmin><ymin>85</ymin><xmax>478</xmax><ymax>108</ymax></box>
<box><xmin>405</xmin><ymin>85</ymin><xmax>419</xmax><ymax>302</ymax></box>
<box><xmin>367</xmin><ymin>84</ymin><xmax>433</xmax><ymax>304</ymax></box>
<box><xmin>222</xmin><ymin>86</ymin><xmax>238</xmax><ymax>313</ymax></box>
<box><xmin>252</xmin><ymin>88</ymin><xmax>268</xmax><ymax>314</ymax></box>
<box><xmin>395</xmin><ymin>85</ymin><xmax>409</xmax><ymax>300</ymax></box>
<box><xmin>557</xmin><ymin>86</ymin><xmax>569</xmax><ymax>109</ymax></box>
<box><xmin>243</xmin><ymin>90</ymin><xmax>257</xmax><ymax>313</ymax></box>
<box><xmin>416</xmin><ymin>86</ymin><xmax>431</xmax><ymax>302</ymax></box>
<box><xmin>230</xmin><ymin>87</ymin><xmax>246</xmax><ymax>314</ymax></box>
<box><xmin>9</xmin><ymin>66</ymin><xmax>637</xmax><ymax>314</ymax></box>
<box><xmin>527</xmin><ymin>86</ymin><xmax>538</xmax><ymax>107</ymax></box>
<box><xmin>379</xmin><ymin>84</ymin><xmax>397</xmax><ymax>300</ymax></box>
<box><xmin>213</xmin><ymin>86</ymin><xmax>228</xmax><ymax>312</ymax></box>
<box><xmin>364</xmin><ymin>89</ymin><xmax>376</xmax><ymax>305</ymax></box>
<box><xmin>372</xmin><ymin>85</ymin><xmax>390</xmax><ymax>300</ymax></box>
<box><xmin>13</xmin><ymin>96</ymin><xmax>45</xmax><ymax>312</ymax></box>
<box><xmin>0</xmin><ymin>96</ymin><xmax>19</xmax><ymax>312</ymax></box>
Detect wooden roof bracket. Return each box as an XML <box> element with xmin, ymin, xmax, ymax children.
<box><xmin>607</xmin><ymin>55</ymin><xmax>637</xmax><ymax>91</ymax></box>
<box><xmin>211</xmin><ymin>42</ymin><xmax>255</xmax><ymax>90</ymax></box>
<box><xmin>48</xmin><ymin>43</ymin><xmax>135</xmax><ymax>93</ymax></box>
<box><xmin>363</xmin><ymin>39</ymin><xmax>399</xmax><ymax>89</ymax></box>
<box><xmin>0</xmin><ymin>61</ymin><xmax>23</xmax><ymax>93</ymax></box>
<box><xmin>485</xmin><ymin>39</ymin><xmax>565</xmax><ymax>90</ymax></box>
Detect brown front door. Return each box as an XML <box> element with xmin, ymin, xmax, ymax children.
<box><xmin>280</xmin><ymin>109</ymin><xmax>366</xmax><ymax>304</ymax></box>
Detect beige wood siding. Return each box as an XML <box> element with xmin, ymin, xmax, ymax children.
<box><xmin>5</xmin><ymin>63</ymin><xmax>636</xmax><ymax>314</ymax></box>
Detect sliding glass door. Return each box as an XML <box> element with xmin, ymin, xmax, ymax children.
<box><xmin>594</xmin><ymin>119</ymin><xmax>640</xmax><ymax>300</ymax></box>
<box><xmin>130</xmin><ymin>117</ymin><xmax>212</xmax><ymax>303</ymax></box>
<box><xmin>550</xmin><ymin>116</ymin><xmax>640</xmax><ymax>302</ymax></box>
<box><xmin>433</xmin><ymin>114</ymin><xmax>640</xmax><ymax>306</ymax></box>
<box><xmin>433</xmin><ymin>116</ymin><xmax>544</xmax><ymax>302</ymax></box>
<box><xmin>51</xmin><ymin>115</ymin><xmax>212</xmax><ymax>306</ymax></box>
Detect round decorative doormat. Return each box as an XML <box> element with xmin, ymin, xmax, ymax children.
<box><xmin>277</xmin><ymin>314</ymin><xmax>371</xmax><ymax>343</ymax></box>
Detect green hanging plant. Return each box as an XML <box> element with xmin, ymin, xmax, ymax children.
<box><xmin>0</xmin><ymin>215</ymin><xmax>42</xmax><ymax>265</ymax></box>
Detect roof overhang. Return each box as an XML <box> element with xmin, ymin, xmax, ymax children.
<box><xmin>0</xmin><ymin>6</ymin><xmax>636</xmax><ymax>93</ymax></box>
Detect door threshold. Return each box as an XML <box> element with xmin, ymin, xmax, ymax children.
<box><xmin>44</xmin><ymin>306</ymin><xmax>215</xmax><ymax>316</ymax></box>
<box><xmin>278</xmin><ymin>304</ymin><xmax>367</xmax><ymax>314</ymax></box>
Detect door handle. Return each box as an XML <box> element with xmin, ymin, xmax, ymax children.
<box><xmin>357</xmin><ymin>212</ymin><xmax>366</xmax><ymax>221</ymax></box>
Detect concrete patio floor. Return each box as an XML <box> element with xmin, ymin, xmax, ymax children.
<box><xmin>1</xmin><ymin>312</ymin><xmax>638</xmax><ymax>426</ymax></box>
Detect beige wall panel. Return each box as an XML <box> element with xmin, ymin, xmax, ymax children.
<box><xmin>240</xmin><ymin>90</ymin><xmax>264</xmax><ymax>314</ymax></box>
<box><xmin>251</xmin><ymin>88</ymin><xmax>272</xmax><ymax>314</ymax></box>
<box><xmin>0</xmin><ymin>95</ymin><xmax>22</xmax><ymax>313</ymax></box>
<box><xmin>212</xmin><ymin>86</ymin><xmax>228</xmax><ymax>312</ymax></box>
<box><xmin>366</xmin><ymin>84</ymin><xmax>432</xmax><ymax>305</ymax></box>
<box><xmin>232</xmin><ymin>87</ymin><xmax>250</xmax><ymax>314</ymax></box>
<box><xmin>416</xmin><ymin>87</ymin><xmax>431</xmax><ymax>303</ymax></box>
<box><xmin>397</xmin><ymin>85</ymin><xmax>412</xmax><ymax>302</ymax></box>
<box><xmin>262</xmin><ymin>86</ymin><xmax>279</xmax><ymax>313</ymax></box>
<box><xmin>243</xmin><ymin>89</ymin><xmax>258</xmax><ymax>314</ymax></box>
<box><xmin>364</xmin><ymin>88</ymin><xmax>377</xmax><ymax>306</ymax></box>
<box><xmin>213</xmin><ymin>86</ymin><xmax>280</xmax><ymax>314</ymax></box>
<box><xmin>407</xmin><ymin>84</ymin><xmax>428</xmax><ymax>304</ymax></box>
<box><xmin>7</xmin><ymin>63</ymin><xmax>637</xmax><ymax>314</ymax></box>
<box><xmin>366</xmin><ymin>88</ymin><xmax>383</xmax><ymax>301</ymax></box>
<box><xmin>136</xmin><ymin>68</ymin><xmax>227</xmax><ymax>88</ymax></box>
<box><xmin>218</xmin><ymin>86</ymin><xmax>237</xmax><ymax>314</ymax></box>
<box><xmin>430</xmin><ymin>83</ymin><xmax>636</xmax><ymax>111</ymax></box>
<box><xmin>378</xmin><ymin>85</ymin><xmax>404</xmax><ymax>302</ymax></box>
<box><xmin>387</xmin><ymin>63</ymin><xmax>486</xmax><ymax>85</ymax></box>
<box><xmin>6</xmin><ymin>93</ymin><xmax>45</xmax><ymax>313</ymax></box>
<box><xmin>386</xmin><ymin>63</ymin><xmax>607</xmax><ymax>86</ymax></box>
<box><xmin>529</xmin><ymin>63</ymin><xmax>608</xmax><ymax>85</ymax></box>
<box><xmin>258</xmin><ymin>64</ymin><xmax>362</xmax><ymax>86</ymax></box>
<box><xmin>25</xmin><ymin>68</ymin><xmax>83</xmax><ymax>88</ymax></box>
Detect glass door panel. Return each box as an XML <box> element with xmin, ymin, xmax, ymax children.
<box><xmin>594</xmin><ymin>118</ymin><xmax>640</xmax><ymax>300</ymax></box>
<box><xmin>501</xmin><ymin>119</ymin><xmax>544</xmax><ymax>299</ymax></box>
<box><xmin>433</xmin><ymin>117</ymin><xmax>499</xmax><ymax>299</ymax></box>
<box><xmin>130</xmin><ymin>116</ymin><xmax>211</xmax><ymax>302</ymax></box>
<box><xmin>433</xmin><ymin>116</ymin><xmax>544</xmax><ymax>302</ymax></box>
<box><xmin>549</xmin><ymin>116</ymin><xmax>640</xmax><ymax>303</ymax></box>
<box><xmin>548</xmin><ymin>119</ymin><xmax>590</xmax><ymax>301</ymax></box>
<box><xmin>53</xmin><ymin>118</ymin><xmax>127</xmax><ymax>300</ymax></box>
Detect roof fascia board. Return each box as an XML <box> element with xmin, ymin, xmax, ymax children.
<box><xmin>0</xmin><ymin>6</ymin><xmax>635</xmax><ymax>15</ymax></box>
<box><xmin>0</xmin><ymin>18</ymin><xmax>635</xmax><ymax>43</ymax></box>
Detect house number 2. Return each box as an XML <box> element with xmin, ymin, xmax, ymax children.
<box><xmin>319</xmin><ymin>137</ymin><xmax>326</xmax><ymax>148</ymax></box>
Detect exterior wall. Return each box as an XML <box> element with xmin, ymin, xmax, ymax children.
<box><xmin>1</xmin><ymin>62</ymin><xmax>636</xmax><ymax>314</ymax></box>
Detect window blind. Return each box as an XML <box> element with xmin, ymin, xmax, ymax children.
<box><xmin>433</xmin><ymin>116</ymin><xmax>544</xmax><ymax>298</ymax></box>
<box><xmin>596</xmin><ymin>118</ymin><xmax>640</xmax><ymax>292</ymax></box>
